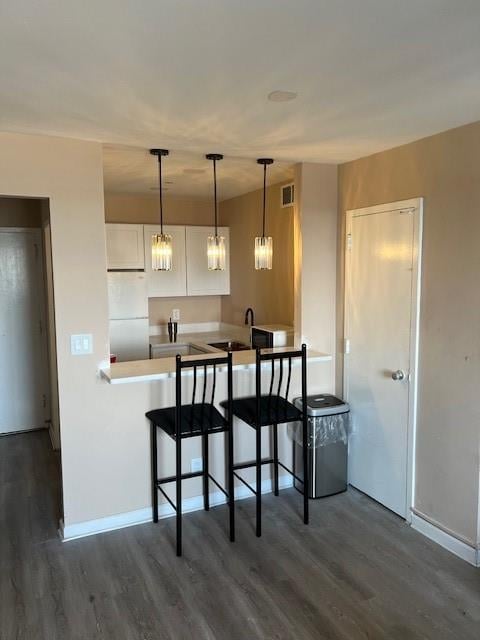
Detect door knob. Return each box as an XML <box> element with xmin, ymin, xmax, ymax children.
<box><xmin>391</xmin><ymin>369</ymin><xmax>405</xmax><ymax>381</ymax></box>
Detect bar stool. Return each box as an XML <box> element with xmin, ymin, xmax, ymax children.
<box><xmin>222</xmin><ymin>345</ymin><xmax>308</xmax><ymax>538</ymax></box>
<box><xmin>146</xmin><ymin>352</ymin><xmax>234</xmax><ymax>556</ymax></box>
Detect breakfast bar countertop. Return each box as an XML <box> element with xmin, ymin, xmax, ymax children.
<box><xmin>101</xmin><ymin>347</ymin><xmax>332</xmax><ymax>385</ymax></box>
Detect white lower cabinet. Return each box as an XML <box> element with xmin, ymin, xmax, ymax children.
<box><xmin>144</xmin><ymin>225</ymin><xmax>187</xmax><ymax>297</ymax></box>
<box><xmin>185</xmin><ymin>226</ymin><xmax>230</xmax><ymax>296</ymax></box>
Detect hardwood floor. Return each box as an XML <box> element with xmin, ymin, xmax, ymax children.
<box><xmin>1</xmin><ymin>430</ymin><xmax>479</xmax><ymax>640</ymax></box>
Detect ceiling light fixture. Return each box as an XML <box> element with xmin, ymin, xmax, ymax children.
<box><xmin>255</xmin><ymin>158</ymin><xmax>274</xmax><ymax>270</ymax></box>
<box><xmin>206</xmin><ymin>153</ymin><xmax>226</xmax><ymax>271</ymax></box>
<box><xmin>150</xmin><ymin>148</ymin><xmax>172</xmax><ymax>271</ymax></box>
<box><xmin>268</xmin><ymin>90</ymin><xmax>297</xmax><ymax>103</ymax></box>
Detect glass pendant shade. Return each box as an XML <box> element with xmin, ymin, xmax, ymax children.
<box><xmin>254</xmin><ymin>235</ymin><xmax>273</xmax><ymax>270</ymax></box>
<box><xmin>207</xmin><ymin>234</ymin><xmax>226</xmax><ymax>271</ymax></box>
<box><xmin>151</xmin><ymin>233</ymin><xmax>172</xmax><ymax>271</ymax></box>
<box><xmin>150</xmin><ymin>148</ymin><xmax>172</xmax><ymax>271</ymax></box>
<box><xmin>206</xmin><ymin>153</ymin><xmax>226</xmax><ymax>270</ymax></box>
<box><xmin>255</xmin><ymin>158</ymin><xmax>274</xmax><ymax>270</ymax></box>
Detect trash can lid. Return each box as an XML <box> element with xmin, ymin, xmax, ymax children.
<box><xmin>293</xmin><ymin>394</ymin><xmax>349</xmax><ymax>416</ymax></box>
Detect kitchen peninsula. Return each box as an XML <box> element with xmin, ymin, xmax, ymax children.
<box><xmin>101</xmin><ymin>343</ymin><xmax>331</xmax><ymax>384</ymax></box>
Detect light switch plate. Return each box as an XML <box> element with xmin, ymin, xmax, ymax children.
<box><xmin>71</xmin><ymin>334</ymin><xmax>93</xmax><ymax>355</ymax></box>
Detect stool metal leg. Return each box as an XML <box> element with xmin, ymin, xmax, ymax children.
<box><xmin>151</xmin><ymin>422</ymin><xmax>158</xmax><ymax>523</ymax></box>
<box><xmin>273</xmin><ymin>423</ymin><xmax>279</xmax><ymax>496</ymax></box>
<box><xmin>256</xmin><ymin>425</ymin><xmax>262</xmax><ymax>537</ymax></box>
<box><xmin>176</xmin><ymin>434</ymin><xmax>182</xmax><ymax>556</ymax></box>
<box><xmin>228</xmin><ymin>425</ymin><xmax>235</xmax><ymax>542</ymax></box>
<box><xmin>203</xmin><ymin>431</ymin><xmax>209</xmax><ymax>511</ymax></box>
<box><xmin>227</xmin><ymin>351</ymin><xmax>235</xmax><ymax>542</ymax></box>
<box><xmin>302</xmin><ymin>413</ymin><xmax>309</xmax><ymax>524</ymax></box>
<box><xmin>301</xmin><ymin>345</ymin><xmax>309</xmax><ymax>526</ymax></box>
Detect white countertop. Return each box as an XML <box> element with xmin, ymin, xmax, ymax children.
<box><xmin>149</xmin><ymin>327</ymin><xmax>250</xmax><ymax>348</ymax></box>
<box><xmin>101</xmin><ymin>347</ymin><xmax>332</xmax><ymax>384</ymax></box>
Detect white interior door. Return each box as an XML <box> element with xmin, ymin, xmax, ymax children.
<box><xmin>0</xmin><ymin>229</ymin><xmax>49</xmax><ymax>434</ymax></box>
<box><xmin>344</xmin><ymin>199</ymin><xmax>422</xmax><ymax>518</ymax></box>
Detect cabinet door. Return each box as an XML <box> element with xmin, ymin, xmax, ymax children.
<box><xmin>144</xmin><ymin>225</ymin><xmax>187</xmax><ymax>297</ymax></box>
<box><xmin>185</xmin><ymin>226</ymin><xmax>230</xmax><ymax>296</ymax></box>
<box><xmin>106</xmin><ymin>224</ymin><xmax>145</xmax><ymax>269</ymax></box>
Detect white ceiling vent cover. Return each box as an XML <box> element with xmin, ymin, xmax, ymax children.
<box><xmin>281</xmin><ymin>183</ymin><xmax>295</xmax><ymax>208</ymax></box>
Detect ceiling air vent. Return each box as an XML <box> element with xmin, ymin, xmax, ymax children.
<box><xmin>281</xmin><ymin>183</ymin><xmax>295</xmax><ymax>208</ymax></box>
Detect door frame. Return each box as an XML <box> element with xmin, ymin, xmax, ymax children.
<box><xmin>343</xmin><ymin>198</ymin><xmax>423</xmax><ymax>523</ymax></box>
<box><xmin>0</xmin><ymin>226</ymin><xmax>50</xmax><ymax>433</ymax></box>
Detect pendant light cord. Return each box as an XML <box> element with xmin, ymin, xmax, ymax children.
<box><xmin>262</xmin><ymin>162</ymin><xmax>267</xmax><ymax>238</ymax></box>
<box><xmin>157</xmin><ymin>155</ymin><xmax>164</xmax><ymax>235</ymax></box>
<box><xmin>213</xmin><ymin>157</ymin><xmax>218</xmax><ymax>236</ymax></box>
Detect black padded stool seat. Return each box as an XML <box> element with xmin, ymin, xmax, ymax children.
<box><xmin>146</xmin><ymin>403</ymin><xmax>228</xmax><ymax>439</ymax></box>
<box><xmin>221</xmin><ymin>395</ymin><xmax>301</xmax><ymax>428</ymax></box>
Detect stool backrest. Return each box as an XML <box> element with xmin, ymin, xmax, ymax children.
<box><xmin>175</xmin><ymin>352</ymin><xmax>233</xmax><ymax>436</ymax></box>
<box><xmin>256</xmin><ymin>344</ymin><xmax>307</xmax><ymax>422</ymax></box>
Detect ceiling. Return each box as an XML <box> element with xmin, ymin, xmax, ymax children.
<box><xmin>103</xmin><ymin>145</ymin><xmax>294</xmax><ymax>199</ymax></box>
<box><xmin>2</xmin><ymin>1</ymin><xmax>480</xmax><ymax>178</ymax></box>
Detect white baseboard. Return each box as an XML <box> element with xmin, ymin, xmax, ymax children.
<box><xmin>411</xmin><ymin>511</ymin><xmax>479</xmax><ymax>567</ymax></box>
<box><xmin>61</xmin><ymin>475</ymin><xmax>294</xmax><ymax>542</ymax></box>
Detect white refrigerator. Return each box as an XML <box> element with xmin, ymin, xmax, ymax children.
<box><xmin>108</xmin><ymin>272</ymin><xmax>149</xmax><ymax>362</ymax></box>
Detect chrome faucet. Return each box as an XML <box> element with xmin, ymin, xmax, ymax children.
<box><xmin>244</xmin><ymin>307</ymin><xmax>255</xmax><ymax>327</ymax></box>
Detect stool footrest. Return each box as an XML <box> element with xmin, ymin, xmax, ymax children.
<box><xmin>233</xmin><ymin>471</ymin><xmax>257</xmax><ymax>496</ymax></box>
<box><xmin>157</xmin><ymin>470</ymin><xmax>203</xmax><ymax>485</ymax></box>
<box><xmin>278</xmin><ymin>461</ymin><xmax>304</xmax><ymax>485</ymax></box>
<box><xmin>208</xmin><ymin>473</ymin><xmax>229</xmax><ymax>499</ymax></box>
<box><xmin>155</xmin><ymin>472</ymin><xmax>231</xmax><ymax>509</ymax></box>
<box><xmin>158</xmin><ymin>486</ymin><xmax>177</xmax><ymax>512</ymax></box>
<box><xmin>233</xmin><ymin>457</ymin><xmax>274</xmax><ymax>471</ymax></box>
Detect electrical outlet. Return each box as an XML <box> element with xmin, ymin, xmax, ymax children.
<box><xmin>172</xmin><ymin>308</ymin><xmax>180</xmax><ymax>322</ymax></box>
<box><xmin>191</xmin><ymin>458</ymin><xmax>203</xmax><ymax>473</ymax></box>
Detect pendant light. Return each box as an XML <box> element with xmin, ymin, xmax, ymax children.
<box><xmin>150</xmin><ymin>148</ymin><xmax>172</xmax><ymax>271</ymax></box>
<box><xmin>255</xmin><ymin>158</ymin><xmax>274</xmax><ymax>270</ymax></box>
<box><xmin>206</xmin><ymin>153</ymin><xmax>226</xmax><ymax>270</ymax></box>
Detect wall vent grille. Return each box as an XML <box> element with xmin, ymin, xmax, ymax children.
<box><xmin>281</xmin><ymin>183</ymin><xmax>295</xmax><ymax>208</ymax></box>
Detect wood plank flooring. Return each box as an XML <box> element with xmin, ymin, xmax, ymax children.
<box><xmin>1</xmin><ymin>430</ymin><xmax>479</xmax><ymax>640</ymax></box>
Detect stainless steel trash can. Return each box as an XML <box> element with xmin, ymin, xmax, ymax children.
<box><xmin>292</xmin><ymin>395</ymin><xmax>349</xmax><ymax>499</ymax></box>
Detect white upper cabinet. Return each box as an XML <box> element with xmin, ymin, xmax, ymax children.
<box><xmin>106</xmin><ymin>224</ymin><xmax>145</xmax><ymax>270</ymax></box>
<box><xmin>143</xmin><ymin>225</ymin><xmax>187</xmax><ymax>297</ymax></box>
<box><xmin>185</xmin><ymin>226</ymin><xmax>230</xmax><ymax>296</ymax></box>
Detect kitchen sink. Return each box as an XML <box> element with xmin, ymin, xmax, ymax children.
<box><xmin>151</xmin><ymin>343</ymin><xmax>210</xmax><ymax>359</ymax></box>
<box><xmin>208</xmin><ymin>341</ymin><xmax>250</xmax><ymax>352</ymax></box>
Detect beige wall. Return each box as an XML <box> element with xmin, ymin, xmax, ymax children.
<box><xmin>0</xmin><ymin>132</ymin><xmax>115</xmax><ymax>526</ymax></box>
<box><xmin>0</xmin><ymin>196</ymin><xmax>41</xmax><ymax>227</ymax></box>
<box><xmin>149</xmin><ymin>295</ymin><xmax>221</xmax><ymax>327</ymax></box>
<box><xmin>294</xmin><ymin>163</ymin><xmax>337</xmax><ymax>393</ymax></box>
<box><xmin>338</xmin><ymin>121</ymin><xmax>480</xmax><ymax>546</ymax></box>
<box><xmin>220</xmin><ymin>182</ymin><xmax>294</xmax><ymax>326</ymax></box>
<box><xmin>104</xmin><ymin>192</ymin><xmax>212</xmax><ymax>225</ymax></box>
